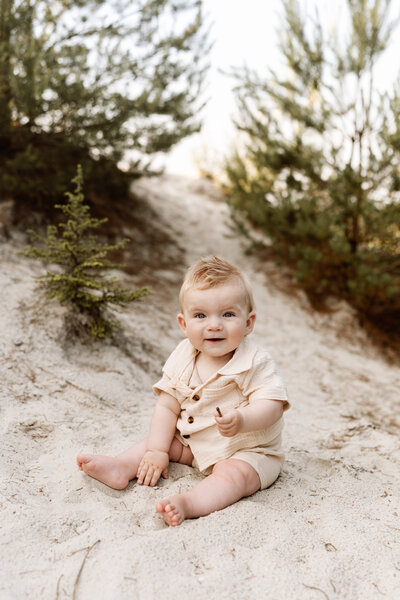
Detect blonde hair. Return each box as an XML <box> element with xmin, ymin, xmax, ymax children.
<box><xmin>179</xmin><ymin>255</ymin><xmax>255</xmax><ymax>313</ymax></box>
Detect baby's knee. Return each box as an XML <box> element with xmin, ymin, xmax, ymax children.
<box><xmin>213</xmin><ymin>458</ymin><xmax>258</xmax><ymax>490</ymax></box>
<box><xmin>213</xmin><ymin>458</ymin><xmax>261</xmax><ymax>494</ymax></box>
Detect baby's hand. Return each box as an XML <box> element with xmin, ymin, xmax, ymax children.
<box><xmin>137</xmin><ymin>450</ymin><xmax>169</xmax><ymax>487</ymax></box>
<box><xmin>214</xmin><ymin>409</ymin><xmax>243</xmax><ymax>437</ymax></box>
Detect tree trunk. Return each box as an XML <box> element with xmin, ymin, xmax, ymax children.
<box><xmin>351</xmin><ymin>190</ymin><xmax>363</xmax><ymax>254</ymax></box>
<box><xmin>0</xmin><ymin>0</ymin><xmax>12</xmax><ymax>133</ymax></box>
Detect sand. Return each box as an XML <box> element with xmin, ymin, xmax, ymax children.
<box><xmin>0</xmin><ymin>174</ymin><xmax>399</xmax><ymax>599</ymax></box>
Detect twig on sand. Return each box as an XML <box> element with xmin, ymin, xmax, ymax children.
<box><xmin>35</xmin><ymin>364</ymin><xmax>115</xmax><ymax>408</ymax></box>
<box><xmin>385</xmin><ymin>523</ymin><xmax>400</xmax><ymax>532</ymax></box>
<box><xmin>55</xmin><ymin>574</ymin><xmax>63</xmax><ymax>600</ymax></box>
<box><xmin>72</xmin><ymin>539</ymin><xmax>100</xmax><ymax>600</ymax></box>
<box><xmin>372</xmin><ymin>582</ymin><xmax>387</xmax><ymax>595</ymax></box>
<box><xmin>302</xmin><ymin>584</ymin><xmax>330</xmax><ymax>600</ymax></box>
<box><xmin>0</xmin><ymin>490</ymin><xmax>13</xmax><ymax>503</ymax></box>
<box><xmin>65</xmin><ymin>379</ymin><xmax>114</xmax><ymax>407</ymax></box>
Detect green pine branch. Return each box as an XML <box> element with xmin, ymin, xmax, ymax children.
<box><xmin>226</xmin><ymin>0</ymin><xmax>400</xmax><ymax>339</ymax></box>
<box><xmin>24</xmin><ymin>164</ymin><xmax>149</xmax><ymax>339</ymax></box>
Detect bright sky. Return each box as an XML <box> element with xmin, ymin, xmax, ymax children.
<box><xmin>165</xmin><ymin>1</ymin><xmax>281</xmax><ymax>176</ymax></box>
<box><xmin>165</xmin><ymin>0</ymin><xmax>400</xmax><ymax>178</ymax></box>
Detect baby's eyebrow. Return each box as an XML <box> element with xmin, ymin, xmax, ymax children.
<box><xmin>187</xmin><ymin>303</ymin><xmax>242</xmax><ymax>313</ymax></box>
<box><xmin>222</xmin><ymin>304</ymin><xmax>241</xmax><ymax>311</ymax></box>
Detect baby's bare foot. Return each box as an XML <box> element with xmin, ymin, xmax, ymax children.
<box><xmin>76</xmin><ymin>453</ymin><xmax>130</xmax><ymax>490</ymax></box>
<box><xmin>156</xmin><ymin>496</ymin><xmax>191</xmax><ymax>526</ymax></box>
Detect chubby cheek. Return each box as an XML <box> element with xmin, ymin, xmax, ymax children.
<box><xmin>186</xmin><ymin>322</ymin><xmax>203</xmax><ymax>338</ymax></box>
<box><xmin>228</xmin><ymin>322</ymin><xmax>245</xmax><ymax>336</ymax></box>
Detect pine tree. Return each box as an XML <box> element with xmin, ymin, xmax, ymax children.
<box><xmin>24</xmin><ymin>165</ymin><xmax>149</xmax><ymax>339</ymax></box>
<box><xmin>0</xmin><ymin>0</ymin><xmax>209</xmax><ymax>218</ymax></box>
<box><xmin>226</xmin><ymin>0</ymin><xmax>400</xmax><ymax>336</ymax></box>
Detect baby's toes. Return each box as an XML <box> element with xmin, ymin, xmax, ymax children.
<box><xmin>156</xmin><ymin>498</ymin><xmax>185</xmax><ymax>526</ymax></box>
<box><xmin>76</xmin><ymin>453</ymin><xmax>90</xmax><ymax>469</ymax></box>
<box><xmin>156</xmin><ymin>499</ymin><xmax>169</xmax><ymax>514</ymax></box>
<box><xmin>165</xmin><ymin>504</ymin><xmax>182</xmax><ymax>526</ymax></box>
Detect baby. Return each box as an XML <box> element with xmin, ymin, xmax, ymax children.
<box><xmin>77</xmin><ymin>255</ymin><xmax>289</xmax><ymax>526</ymax></box>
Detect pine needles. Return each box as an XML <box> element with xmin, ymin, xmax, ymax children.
<box><xmin>24</xmin><ymin>165</ymin><xmax>149</xmax><ymax>339</ymax></box>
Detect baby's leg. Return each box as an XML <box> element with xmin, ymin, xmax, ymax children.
<box><xmin>77</xmin><ymin>437</ymin><xmax>193</xmax><ymax>490</ymax></box>
<box><xmin>77</xmin><ymin>439</ymin><xmax>148</xmax><ymax>489</ymax></box>
<box><xmin>156</xmin><ymin>458</ymin><xmax>261</xmax><ymax>526</ymax></box>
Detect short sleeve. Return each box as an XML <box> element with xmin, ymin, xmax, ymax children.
<box><xmin>242</xmin><ymin>355</ymin><xmax>290</xmax><ymax>411</ymax></box>
<box><xmin>152</xmin><ymin>371</ymin><xmax>176</xmax><ymax>398</ymax></box>
<box><xmin>152</xmin><ymin>339</ymin><xmax>192</xmax><ymax>399</ymax></box>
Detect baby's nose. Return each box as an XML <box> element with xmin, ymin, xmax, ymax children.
<box><xmin>207</xmin><ymin>316</ymin><xmax>222</xmax><ymax>329</ymax></box>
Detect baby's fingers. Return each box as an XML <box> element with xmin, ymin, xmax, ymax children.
<box><xmin>150</xmin><ymin>468</ymin><xmax>162</xmax><ymax>487</ymax></box>
<box><xmin>215</xmin><ymin>417</ymin><xmax>231</xmax><ymax>430</ymax></box>
<box><xmin>219</xmin><ymin>427</ymin><xmax>235</xmax><ymax>437</ymax></box>
<box><xmin>136</xmin><ymin>460</ymin><xmax>147</xmax><ymax>484</ymax></box>
<box><xmin>216</xmin><ymin>424</ymin><xmax>231</xmax><ymax>436</ymax></box>
<box><xmin>140</xmin><ymin>463</ymin><xmax>157</xmax><ymax>486</ymax></box>
<box><xmin>147</xmin><ymin>466</ymin><xmax>163</xmax><ymax>487</ymax></box>
<box><xmin>137</xmin><ymin>459</ymin><xmax>153</xmax><ymax>485</ymax></box>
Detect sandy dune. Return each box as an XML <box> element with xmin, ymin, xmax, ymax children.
<box><xmin>0</xmin><ymin>175</ymin><xmax>399</xmax><ymax>599</ymax></box>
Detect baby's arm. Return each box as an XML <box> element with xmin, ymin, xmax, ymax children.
<box><xmin>215</xmin><ymin>399</ymin><xmax>283</xmax><ymax>437</ymax></box>
<box><xmin>137</xmin><ymin>391</ymin><xmax>180</xmax><ymax>486</ymax></box>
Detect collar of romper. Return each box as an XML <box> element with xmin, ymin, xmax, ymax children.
<box><xmin>175</xmin><ymin>337</ymin><xmax>255</xmax><ymax>389</ymax></box>
<box><xmin>218</xmin><ymin>336</ymin><xmax>255</xmax><ymax>375</ymax></box>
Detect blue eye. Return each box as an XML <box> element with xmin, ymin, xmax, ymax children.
<box><xmin>195</xmin><ymin>313</ymin><xmax>206</xmax><ymax>319</ymax></box>
<box><xmin>223</xmin><ymin>312</ymin><xmax>234</xmax><ymax>318</ymax></box>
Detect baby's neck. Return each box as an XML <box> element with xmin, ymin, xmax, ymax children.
<box><xmin>196</xmin><ymin>351</ymin><xmax>235</xmax><ymax>382</ymax></box>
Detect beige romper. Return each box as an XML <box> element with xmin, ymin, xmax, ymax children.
<box><xmin>153</xmin><ymin>337</ymin><xmax>290</xmax><ymax>489</ymax></box>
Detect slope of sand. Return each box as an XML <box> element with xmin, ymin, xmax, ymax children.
<box><xmin>0</xmin><ymin>175</ymin><xmax>399</xmax><ymax>599</ymax></box>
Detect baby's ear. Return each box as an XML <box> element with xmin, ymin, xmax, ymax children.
<box><xmin>177</xmin><ymin>313</ymin><xmax>187</xmax><ymax>334</ymax></box>
<box><xmin>246</xmin><ymin>311</ymin><xmax>256</xmax><ymax>334</ymax></box>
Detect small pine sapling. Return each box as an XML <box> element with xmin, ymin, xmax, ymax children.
<box><xmin>24</xmin><ymin>165</ymin><xmax>149</xmax><ymax>338</ymax></box>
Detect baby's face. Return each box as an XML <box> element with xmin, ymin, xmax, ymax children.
<box><xmin>177</xmin><ymin>280</ymin><xmax>255</xmax><ymax>362</ymax></box>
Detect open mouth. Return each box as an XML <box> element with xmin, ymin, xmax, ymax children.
<box><xmin>205</xmin><ymin>338</ymin><xmax>225</xmax><ymax>342</ymax></box>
